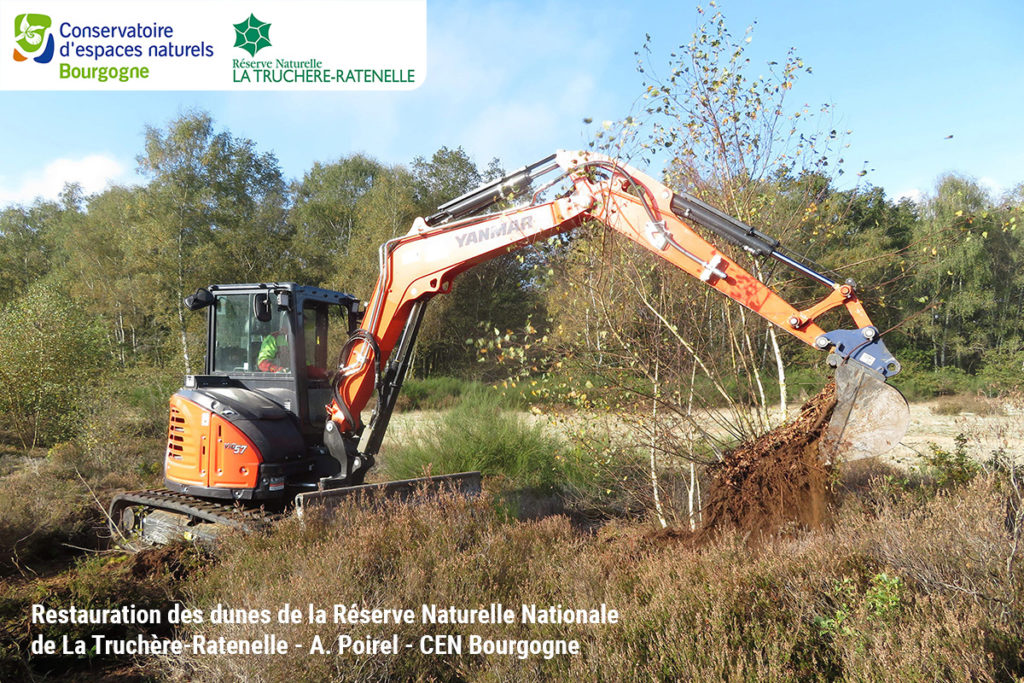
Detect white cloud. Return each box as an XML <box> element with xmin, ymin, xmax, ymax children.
<box><xmin>979</xmin><ymin>176</ymin><xmax>1003</xmax><ymax>197</ymax></box>
<box><xmin>0</xmin><ymin>154</ymin><xmax>129</xmax><ymax>207</ymax></box>
<box><xmin>893</xmin><ymin>188</ymin><xmax>923</xmax><ymax>203</ymax></box>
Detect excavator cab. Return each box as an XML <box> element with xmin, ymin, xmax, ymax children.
<box><xmin>164</xmin><ymin>283</ymin><xmax>363</xmax><ymax>502</ymax></box>
<box><xmin>195</xmin><ymin>283</ymin><xmax>362</xmax><ymax>435</ymax></box>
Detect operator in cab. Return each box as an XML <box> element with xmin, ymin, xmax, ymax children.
<box><xmin>258</xmin><ymin>319</ymin><xmax>329</xmax><ymax>379</ymax></box>
<box><xmin>258</xmin><ymin>324</ymin><xmax>290</xmax><ymax>373</ymax></box>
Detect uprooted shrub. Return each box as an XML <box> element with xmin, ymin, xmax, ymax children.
<box><xmin>701</xmin><ymin>382</ymin><xmax>836</xmax><ymax>540</ymax></box>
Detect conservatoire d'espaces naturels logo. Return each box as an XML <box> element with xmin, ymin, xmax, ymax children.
<box><xmin>13</xmin><ymin>13</ymin><xmax>54</xmax><ymax>63</ymax></box>
<box><xmin>233</xmin><ymin>13</ymin><xmax>271</xmax><ymax>57</ymax></box>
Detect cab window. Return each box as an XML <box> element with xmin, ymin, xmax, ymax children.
<box><xmin>212</xmin><ymin>293</ymin><xmax>291</xmax><ymax>373</ymax></box>
<box><xmin>302</xmin><ymin>300</ymin><xmax>347</xmax><ymax>382</ymax></box>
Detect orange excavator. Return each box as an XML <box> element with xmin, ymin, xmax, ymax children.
<box><xmin>109</xmin><ymin>150</ymin><xmax>909</xmax><ymax>544</ymax></box>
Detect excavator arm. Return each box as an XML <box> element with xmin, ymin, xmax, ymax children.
<box><xmin>323</xmin><ymin>150</ymin><xmax>908</xmax><ymax>484</ymax></box>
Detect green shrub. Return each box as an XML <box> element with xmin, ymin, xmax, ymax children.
<box><xmin>922</xmin><ymin>433</ymin><xmax>980</xmax><ymax>488</ymax></box>
<box><xmin>73</xmin><ymin>368</ymin><xmax>178</xmax><ymax>481</ymax></box>
<box><xmin>0</xmin><ymin>284</ymin><xmax>110</xmax><ymax>448</ymax></box>
<box><xmin>977</xmin><ymin>347</ymin><xmax>1024</xmax><ymax>395</ymax></box>
<box><xmin>891</xmin><ymin>362</ymin><xmax>974</xmax><ymax>401</ymax></box>
<box><xmin>864</xmin><ymin>572</ymin><xmax>904</xmax><ymax>621</ymax></box>
<box><xmin>118</xmin><ymin>367</ymin><xmax>183</xmax><ymax>436</ymax></box>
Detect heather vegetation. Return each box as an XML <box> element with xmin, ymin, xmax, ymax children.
<box><xmin>165</xmin><ymin>466</ymin><xmax>1021</xmax><ymax>682</ymax></box>
<box><xmin>4</xmin><ymin>455</ymin><xmax>1021</xmax><ymax>681</ymax></box>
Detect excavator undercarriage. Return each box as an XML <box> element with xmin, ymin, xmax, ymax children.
<box><xmin>109</xmin><ymin>473</ymin><xmax>483</xmax><ymax>547</ymax></box>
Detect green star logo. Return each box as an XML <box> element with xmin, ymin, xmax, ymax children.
<box><xmin>233</xmin><ymin>13</ymin><xmax>271</xmax><ymax>56</ymax></box>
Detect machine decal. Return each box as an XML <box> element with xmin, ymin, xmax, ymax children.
<box><xmin>454</xmin><ymin>215</ymin><xmax>534</xmax><ymax>248</ymax></box>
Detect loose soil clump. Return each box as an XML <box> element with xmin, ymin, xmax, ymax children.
<box><xmin>702</xmin><ymin>382</ymin><xmax>837</xmax><ymax>541</ymax></box>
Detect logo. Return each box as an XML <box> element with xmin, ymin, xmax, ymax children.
<box><xmin>233</xmin><ymin>13</ymin><xmax>271</xmax><ymax>56</ymax></box>
<box><xmin>13</xmin><ymin>13</ymin><xmax>54</xmax><ymax>63</ymax></box>
<box><xmin>454</xmin><ymin>215</ymin><xmax>536</xmax><ymax>248</ymax></box>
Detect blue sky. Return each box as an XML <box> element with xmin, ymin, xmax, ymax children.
<box><xmin>2</xmin><ymin>0</ymin><xmax>1022</xmax><ymax>208</ymax></box>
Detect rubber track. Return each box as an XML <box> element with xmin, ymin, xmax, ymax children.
<box><xmin>109</xmin><ymin>489</ymin><xmax>284</xmax><ymax>533</ymax></box>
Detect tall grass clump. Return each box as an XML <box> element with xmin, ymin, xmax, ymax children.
<box><xmin>394</xmin><ymin>376</ymin><xmax>483</xmax><ymax>411</ymax></box>
<box><xmin>382</xmin><ymin>387</ymin><xmax>565</xmax><ymax>492</ymax></box>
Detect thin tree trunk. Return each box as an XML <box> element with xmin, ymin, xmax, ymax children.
<box><xmin>686</xmin><ymin>362</ymin><xmax>702</xmax><ymax>529</ymax></box>
<box><xmin>689</xmin><ymin>462</ymin><xmax>701</xmax><ymax>531</ymax></box>
<box><xmin>754</xmin><ymin>262</ymin><xmax>788</xmax><ymax>421</ymax></box>
<box><xmin>739</xmin><ymin>308</ymin><xmax>768</xmax><ymax>426</ymax></box>
<box><xmin>768</xmin><ymin>324</ymin><xmax>787</xmax><ymax>421</ymax></box>
<box><xmin>177</xmin><ymin>226</ymin><xmax>191</xmax><ymax>374</ymax></box>
<box><xmin>650</xmin><ymin>356</ymin><xmax>667</xmax><ymax>528</ymax></box>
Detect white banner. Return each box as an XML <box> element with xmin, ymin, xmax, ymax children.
<box><xmin>0</xmin><ymin>0</ymin><xmax>426</xmax><ymax>90</ymax></box>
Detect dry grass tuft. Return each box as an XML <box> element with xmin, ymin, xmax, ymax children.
<box><xmin>932</xmin><ymin>394</ymin><xmax>1005</xmax><ymax>416</ymax></box>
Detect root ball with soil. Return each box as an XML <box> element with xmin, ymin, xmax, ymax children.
<box><xmin>702</xmin><ymin>382</ymin><xmax>838</xmax><ymax>540</ymax></box>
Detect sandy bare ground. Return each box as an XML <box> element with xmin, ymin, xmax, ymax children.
<box><xmin>890</xmin><ymin>399</ymin><xmax>1024</xmax><ymax>465</ymax></box>
<box><xmin>381</xmin><ymin>395</ymin><xmax>1024</xmax><ymax>468</ymax></box>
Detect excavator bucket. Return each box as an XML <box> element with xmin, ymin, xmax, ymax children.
<box><xmin>820</xmin><ymin>362</ymin><xmax>910</xmax><ymax>462</ymax></box>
